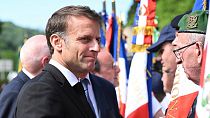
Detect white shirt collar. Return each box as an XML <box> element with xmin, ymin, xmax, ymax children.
<box><xmin>22</xmin><ymin>68</ymin><xmax>35</xmax><ymax>79</ymax></box>
<box><xmin>49</xmin><ymin>59</ymin><xmax>79</xmax><ymax>86</ymax></box>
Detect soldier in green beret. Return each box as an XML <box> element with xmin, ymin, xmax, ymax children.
<box><xmin>172</xmin><ymin>10</ymin><xmax>208</xmax><ymax>85</ymax></box>
<box><xmin>172</xmin><ymin>10</ymin><xmax>208</xmax><ymax>117</ymax></box>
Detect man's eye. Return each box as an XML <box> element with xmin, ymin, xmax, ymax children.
<box><xmin>158</xmin><ymin>49</ymin><xmax>164</xmax><ymax>55</ymax></box>
<box><xmin>80</xmin><ymin>37</ymin><xmax>91</xmax><ymax>43</ymax></box>
<box><xmin>96</xmin><ymin>38</ymin><xmax>101</xmax><ymax>44</ymax></box>
<box><xmin>164</xmin><ymin>70</ymin><xmax>170</xmax><ymax>73</ymax></box>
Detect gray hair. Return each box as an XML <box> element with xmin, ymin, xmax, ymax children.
<box><xmin>188</xmin><ymin>33</ymin><xmax>205</xmax><ymax>47</ymax></box>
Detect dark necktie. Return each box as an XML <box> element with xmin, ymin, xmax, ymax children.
<box><xmin>73</xmin><ymin>82</ymin><xmax>96</xmax><ymax>118</ymax></box>
<box><xmin>81</xmin><ymin>78</ymin><xmax>96</xmax><ymax>115</ymax></box>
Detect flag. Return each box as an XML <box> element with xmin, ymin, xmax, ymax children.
<box><xmin>192</xmin><ymin>0</ymin><xmax>209</xmax><ymax>11</ymax></box>
<box><xmin>117</xmin><ymin>38</ymin><xmax>129</xmax><ymax>117</ymax></box>
<box><xmin>166</xmin><ymin>64</ymin><xmax>200</xmax><ymax>118</ymax></box>
<box><xmin>125</xmin><ymin>52</ymin><xmax>150</xmax><ymax>118</ymax></box>
<box><xmin>17</xmin><ymin>34</ymin><xmax>28</xmax><ymax>72</ymax></box>
<box><xmin>100</xmin><ymin>0</ymin><xmax>108</xmax><ymax>47</ymax></box>
<box><xmin>195</xmin><ymin>2</ymin><xmax>210</xmax><ymax>117</ymax></box>
<box><xmin>17</xmin><ymin>50</ymin><xmax>22</xmax><ymax>72</ymax></box>
<box><xmin>106</xmin><ymin>13</ymin><xmax>118</xmax><ymax>61</ymax></box>
<box><xmin>105</xmin><ymin>0</ymin><xmax>118</xmax><ymax>62</ymax></box>
<box><xmin>101</xmin><ymin>0</ymin><xmax>108</xmax><ymax>29</ymax></box>
<box><xmin>125</xmin><ymin>0</ymin><xmax>156</xmax><ymax>117</ymax></box>
<box><xmin>104</xmin><ymin>2</ymin><xmax>128</xmax><ymax>116</ymax></box>
<box><xmin>100</xmin><ymin>28</ymin><xmax>106</xmax><ymax>47</ymax></box>
<box><xmin>106</xmin><ymin>16</ymin><xmax>113</xmax><ymax>50</ymax></box>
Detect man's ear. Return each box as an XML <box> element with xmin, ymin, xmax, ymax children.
<box><xmin>50</xmin><ymin>34</ymin><xmax>63</xmax><ymax>52</ymax></box>
<box><xmin>195</xmin><ymin>42</ymin><xmax>203</xmax><ymax>64</ymax></box>
<box><xmin>41</xmin><ymin>56</ymin><xmax>50</xmax><ymax>67</ymax></box>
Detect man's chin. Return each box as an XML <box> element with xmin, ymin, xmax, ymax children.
<box><xmin>164</xmin><ymin>88</ymin><xmax>169</xmax><ymax>93</ymax></box>
<box><xmin>86</xmin><ymin>66</ymin><xmax>95</xmax><ymax>71</ymax></box>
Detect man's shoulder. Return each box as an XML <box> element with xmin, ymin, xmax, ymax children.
<box><xmin>91</xmin><ymin>74</ymin><xmax>111</xmax><ymax>83</ymax></box>
<box><xmin>17</xmin><ymin>70</ymin><xmax>59</xmax><ymax>101</ymax></box>
<box><xmin>24</xmin><ymin>70</ymin><xmax>54</xmax><ymax>87</ymax></box>
<box><xmin>90</xmin><ymin>74</ymin><xmax>115</xmax><ymax>89</ymax></box>
<box><xmin>0</xmin><ymin>72</ymin><xmax>29</xmax><ymax>96</ymax></box>
<box><xmin>20</xmin><ymin>65</ymin><xmax>64</xmax><ymax>93</ymax></box>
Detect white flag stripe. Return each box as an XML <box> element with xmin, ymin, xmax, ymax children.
<box><xmin>125</xmin><ymin>52</ymin><xmax>148</xmax><ymax>117</ymax></box>
<box><xmin>118</xmin><ymin>57</ymin><xmax>127</xmax><ymax>103</ymax></box>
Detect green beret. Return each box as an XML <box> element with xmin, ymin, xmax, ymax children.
<box><xmin>178</xmin><ymin>10</ymin><xmax>208</xmax><ymax>34</ymax></box>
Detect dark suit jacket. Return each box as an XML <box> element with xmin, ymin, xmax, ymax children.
<box><xmin>15</xmin><ymin>64</ymin><xmax>121</xmax><ymax>118</ymax></box>
<box><xmin>0</xmin><ymin>71</ymin><xmax>30</xmax><ymax>118</ymax></box>
<box><xmin>90</xmin><ymin>74</ymin><xmax>121</xmax><ymax>118</ymax></box>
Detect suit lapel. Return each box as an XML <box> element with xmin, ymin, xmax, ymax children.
<box><xmin>43</xmin><ymin>64</ymin><xmax>91</xmax><ymax>117</ymax></box>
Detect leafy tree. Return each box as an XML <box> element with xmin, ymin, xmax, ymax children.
<box><xmin>0</xmin><ymin>21</ymin><xmax>43</xmax><ymax>71</ymax></box>
<box><xmin>156</xmin><ymin>0</ymin><xmax>194</xmax><ymax>30</ymax></box>
<box><xmin>125</xmin><ymin>0</ymin><xmax>194</xmax><ymax>30</ymax></box>
<box><xmin>0</xmin><ymin>21</ymin><xmax>2</xmax><ymax>33</ymax></box>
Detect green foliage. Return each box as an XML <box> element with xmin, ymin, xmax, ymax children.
<box><xmin>0</xmin><ymin>21</ymin><xmax>2</xmax><ymax>33</ymax></box>
<box><xmin>0</xmin><ymin>22</ymin><xmax>43</xmax><ymax>51</ymax></box>
<box><xmin>0</xmin><ymin>50</ymin><xmax>19</xmax><ymax>70</ymax></box>
<box><xmin>0</xmin><ymin>21</ymin><xmax>44</xmax><ymax>71</ymax></box>
<box><xmin>125</xmin><ymin>0</ymin><xmax>194</xmax><ymax>30</ymax></box>
<box><xmin>156</xmin><ymin>0</ymin><xmax>194</xmax><ymax>30</ymax></box>
<box><xmin>0</xmin><ymin>78</ymin><xmax>9</xmax><ymax>87</ymax></box>
<box><xmin>126</xmin><ymin>2</ymin><xmax>138</xmax><ymax>27</ymax></box>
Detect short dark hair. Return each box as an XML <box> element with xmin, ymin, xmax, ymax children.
<box><xmin>45</xmin><ymin>5</ymin><xmax>101</xmax><ymax>54</ymax></box>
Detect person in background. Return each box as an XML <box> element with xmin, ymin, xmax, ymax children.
<box><xmin>152</xmin><ymin>71</ymin><xmax>168</xmax><ymax>114</ymax></box>
<box><xmin>93</xmin><ymin>48</ymin><xmax>164</xmax><ymax>118</ymax></box>
<box><xmin>147</xmin><ymin>24</ymin><xmax>176</xmax><ymax>94</ymax></box>
<box><xmin>92</xmin><ymin>48</ymin><xmax>120</xmax><ymax>87</ymax></box>
<box><xmin>15</xmin><ymin>6</ymin><xmax>121</xmax><ymax>118</ymax></box>
<box><xmin>147</xmin><ymin>24</ymin><xmax>176</xmax><ymax>116</ymax></box>
<box><xmin>0</xmin><ymin>35</ymin><xmax>51</xmax><ymax>118</ymax></box>
<box><xmin>150</xmin><ymin>10</ymin><xmax>192</xmax><ymax>95</ymax></box>
<box><xmin>172</xmin><ymin>10</ymin><xmax>208</xmax><ymax>117</ymax></box>
<box><xmin>172</xmin><ymin>10</ymin><xmax>208</xmax><ymax>85</ymax></box>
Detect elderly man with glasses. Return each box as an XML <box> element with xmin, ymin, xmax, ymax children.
<box><xmin>172</xmin><ymin>10</ymin><xmax>208</xmax><ymax>85</ymax></box>
<box><xmin>167</xmin><ymin>10</ymin><xmax>208</xmax><ymax>117</ymax></box>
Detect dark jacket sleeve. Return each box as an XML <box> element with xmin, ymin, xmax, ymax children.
<box><xmin>15</xmin><ymin>81</ymin><xmax>64</xmax><ymax>118</ymax></box>
<box><xmin>0</xmin><ymin>91</ymin><xmax>18</xmax><ymax>118</ymax></box>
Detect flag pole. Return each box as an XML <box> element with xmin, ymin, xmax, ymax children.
<box><xmin>112</xmin><ymin>0</ymin><xmax>116</xmax><ymax>15</ymax></box>
<box><xmin>103</xmin><ymin>0</ymin><xmax>106</xmax><ymax>13</ymax></box>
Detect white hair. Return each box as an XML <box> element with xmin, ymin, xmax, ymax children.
<box><xmin>188</xmin><ymin>33</ymin><xmax>205</xmax><ymax>47</ymax></box>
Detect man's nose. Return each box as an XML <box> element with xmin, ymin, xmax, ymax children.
<box><xmin>90</xmin><ymin>39</ymin><xmax>100</xmax><ymax>52</ymax></box>
<box><xmin>115</xmin><ymin>65</ymin><xmax>120</xmax><ymax>74</ymax></box>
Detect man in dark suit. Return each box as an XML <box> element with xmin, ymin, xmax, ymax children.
<box><xmin>0</xmin><ymin>35</ymin><xmax>51</xmax><ymax>118</ymax></box>
<box><xmin>15</xmin><ymin>6</ymin><xmax>121</xmax><ymax>118</ymax></box>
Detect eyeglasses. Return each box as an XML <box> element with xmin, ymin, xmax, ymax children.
<box><xmin>173</xmin><ymin>42</ymin><xmax>196</xmax><ymax>59</ymax></box>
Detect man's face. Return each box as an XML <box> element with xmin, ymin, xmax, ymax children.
<box><xmin>98</xmin><ymin>52</ymin><xmax>120</xmax><ymax>87</ymax></box>
<box><xmin>158</xmin><ymin>42</ymin><xmax>176</xmax><ymax>93</ymax></box>
<box><xmin>62</xmin><ymin>16</ymin><xmax>100</xmax><ymax>77</ymax></box>
<box><xmin>172</xmin><ymin>33</ymin><xmax>200</xmax><ymax>84</ymax></box>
